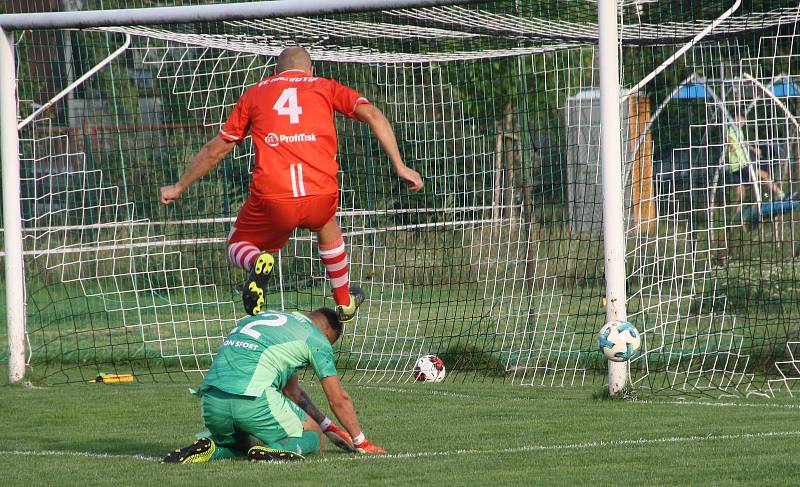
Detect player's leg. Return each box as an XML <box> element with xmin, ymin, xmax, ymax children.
<box><xmin>241</xmin><ymin>251</ymin><xmax>277</xmax><ymax>315</ymax></box>
<box><xmin>756</xmin><ymin>168</ymin><xmax>786</xmax><ymax>199</ymax></box>
<box><xmin>162</xmin><ymin>389</ymin><xmax>239</xmax><ymax>464</ymax></box>
<box><xmin>732</xmin><ymin>168</ymin><xmax>748</xmax><ymax>205</ymax></box>
<box><xmin>230</xmin><ymin>196</ymin><xmax>293</xmax><ymax>315</ymax></box>
<box><xmin>316</xmin><ymin>220</ymin><xmax>351</xmax><ymax>307</ymax></box>
<box><xmin>736</xmin><ymin>185</ymin><xmax>747</xmax><ymax>204</ymax></box>
<box><xmin>309</xmin><ymin>195</ymin><xmax>365</xmax><ymax>322</ymax></box>
<box><xmin>240</xmin><ymin>389</ymin><xmax>321</xmax><ymax>462</ymax></box>
<box><xmin>229</xmin><ymin>238</ymin><xmax>276</xmax><ymax>315</ymax></box>
<box><xmin>227</xmin><ymin>240</ymin><xmax>262</xmax><ymax>273</ymax></box>
<box><xmin>228</xmin><ymin>197</ymin><xmax>269</xmax><ymax>273</ymax></box>
<box><xmin>161</xmin><ymin>437</ymin><xmax>217</xmax><ymax>464</ymax></box>
<box><xmin>249</xmin><ymin>418</ymin><xmax>322</xmax><ymax>463</ymax></box>
<box><xmin>192</xmin><ymin>430</ymin><xmax>252</xmax><ymax>461</ymax></box>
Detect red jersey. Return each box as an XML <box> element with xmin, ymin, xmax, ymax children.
<box><xmin>219</xmin><ymin>70</ymin><xmax>369</xmax><ymax>199</ymax></box>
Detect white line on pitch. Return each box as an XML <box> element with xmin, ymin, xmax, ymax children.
<box><xmin>350</xmin><ymin>384</ymin><xmax>800</xmax><ymax>410</ymax></box>
<box><xmin>3</xmin><ymin>430</ymin><xmax>799</xmax><ymax>464</ymax></box>
<box><xmin>306</xmin><ymin>430</ymin><xmax>800</xmax><ymax>464</ymax></box>
<box><xmin>352</xmin><ymin>384</ymin><xmax>477</xmax><ymax>399</ymax></box>
<box><xmin>0</xmin><ymin>449</ymin><xmax>161</xmax><ymax>462</ymax></box>
<box><xmin>632</xmin><ymin>399</ymin><xmax>800</xmax><ymax>410</ymax></box>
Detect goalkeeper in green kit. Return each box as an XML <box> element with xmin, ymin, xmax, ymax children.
<box><xmin>161</xmin><ymin>308</ymin><xmax>385</xmax><ymax>463</ymax></box>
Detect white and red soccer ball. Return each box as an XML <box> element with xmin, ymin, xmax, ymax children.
<box><xmin>413</xmin><ymin>354</ymin><xmax>446</xmax><ymax>382</ymax></box>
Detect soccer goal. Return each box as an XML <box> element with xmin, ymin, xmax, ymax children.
<box><xmin>2</xmin><ymin>0</ymin><xmax>800</xmax><ymax>397</ymax></box>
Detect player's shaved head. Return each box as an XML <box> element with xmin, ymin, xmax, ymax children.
<box><xmin>277</xmin><ymin>47</ymin><xmax>312</xmax><ymax>74</ymax></box>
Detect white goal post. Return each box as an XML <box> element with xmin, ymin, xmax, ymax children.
<box><xmin>1</xmin><ymin>28</ymin><xmax>25</xmax><ymax>384</ymax></box>
<box><xmin>597</xmin><ymin>0</ymin><xmax>628</xmax><ymax>394</ymax></box>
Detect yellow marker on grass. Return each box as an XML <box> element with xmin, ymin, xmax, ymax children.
<box><xmin>90</xmin><ymin>373</ymin><xmax>135</xmax><ymax>383</ymax></box>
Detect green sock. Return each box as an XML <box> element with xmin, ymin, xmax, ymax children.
<box><xmin>209</xmin><ymin>444</ymin><xmax>247</xmax><ymax>461</ymax></box>
<box><xmin>268</xmin><ymin>431</ymin><xmax>320</xmax><ymax>456</ymax></box>
<box><xmin>194</xmin><ymin>431</ymin><xmax>248</xmax><ymax>461</ymax></box>
<box><xmin>194</xmin><ymin>431</ymin><xmax>212</xmax><ymax>440</ymax></box>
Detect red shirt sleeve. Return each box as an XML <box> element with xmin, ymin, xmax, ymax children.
<box><xmin>219</xmin><ymin>90</ymin><xmax>251</xmax><ymax>142</ymax></box>
<box><xmin>330</xmin><ymin>79</ymin><xmax>369</xmax><ymax>118</ymax></box>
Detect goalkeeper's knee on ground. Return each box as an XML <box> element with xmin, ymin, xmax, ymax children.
<box><xmin>268</xmin><ymin>430</ymin><xmax>320</xmax><ymax>456</ymax></box>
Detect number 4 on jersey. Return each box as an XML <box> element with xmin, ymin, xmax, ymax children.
<box><xmin>273</xmin><ymin>87</ymin><xmax>303</xmax><ymax>124</ymax></box>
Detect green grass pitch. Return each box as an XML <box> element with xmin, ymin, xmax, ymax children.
<box><xmin>2</xmin><ymin>375</ymin><xmax>799</xmax><ymax>486</ymax></box>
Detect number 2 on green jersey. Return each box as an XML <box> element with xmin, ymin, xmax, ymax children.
<box><xmin>232</xmin><ymin>313</ymin><xmax>289</xmax><ymax>339</ymax></box>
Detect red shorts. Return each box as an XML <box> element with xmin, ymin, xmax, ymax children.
<box><xmin>228</xmin><ymin>194</ymin><xmax>338</xmax><ymax>252</ymax></box>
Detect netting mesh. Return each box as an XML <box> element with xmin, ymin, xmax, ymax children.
<box><xmin>2</xmin><ymin>0</ymin><xmax>800</xmax><ymax>396</ymax></box>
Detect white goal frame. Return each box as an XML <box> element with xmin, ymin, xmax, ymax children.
<box><xmin>0</xmin><ymin>0</ymin><xmax>629</xmax><ymax>391</ymax></box>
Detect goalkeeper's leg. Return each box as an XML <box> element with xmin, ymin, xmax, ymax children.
<box><xmin>244</xmin><ymin>391</ymin><xmax>322</xmax><ymax>462</ymax></box>
<box><xmin>193</xmin><ymin>430</ymin><xmax>251</xmax><ymax>461</ymax></box>
<box><xmin>162</xmin><ymin>392</ymin><xmax>255</xmax><ymax>464</ymax></box>
<box><xmin>161</xmin><ymin>437</ymin><xmax>216</xmax><ymax>464</ymax></box>
<box><xmin>249</xmin><ymin>421</ymin><xmax>321</xmax><ymax>462</ymax></box>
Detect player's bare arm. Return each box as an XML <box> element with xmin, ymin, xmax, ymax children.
<box><xmin>320</xmin><ymin>375</ymin><xmax>360</xmax><ymax>436</ymax></box>
<box><xmin>160</xmin><ymin>135</ymin><xmax>236</xmax><ymax>204</ymax></box>
<box><xmin>354</xmin><ymin>103</ymin><xmax>424</xmax><ymax>192</ymax></box>
<box><xmin>321</xmin><ymin>375</ymin><xmax>385</xmax><ymax>454</ymax></box>
<box><xmin>284</xmin><ymin>375</ymin><xmax>356</xmax><ymax>452</ymax></box>
<box><xmin>283</xmin><ymin>375</ymin><xmax>326</xmax><ymax>423</ymax></box>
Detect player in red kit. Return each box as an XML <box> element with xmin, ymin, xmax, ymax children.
<box><xmin>160</xmin><ymin>47</ymin><xmax>423</xmax><ymax>321</ymax></box>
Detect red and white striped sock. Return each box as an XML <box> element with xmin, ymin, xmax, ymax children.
<box><xmin>227</xmin><ymin>241</ymin><xmax>261</xmax><ymax>272</ymax></box>
<box><xmin>319</xmin><ymin>236</ymin><xmax>350</xmax><ymax>306</ymax></box>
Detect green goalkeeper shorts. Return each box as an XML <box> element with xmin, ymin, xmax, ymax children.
<box><xmin>200</xmin><ymin>387</ymin><xmax>307</xmax><ymax>447</ymax></box>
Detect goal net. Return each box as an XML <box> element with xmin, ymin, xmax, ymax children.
<box><xmin>4</xmin><ymin>0</ymin><xmax>800</xmax><ymax>396</ymax></box>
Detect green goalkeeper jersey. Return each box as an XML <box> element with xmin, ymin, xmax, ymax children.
<box><xmin>199</xmin><ymin>310</ymin><xmax>338</xmax><ymax>398</ymax></box>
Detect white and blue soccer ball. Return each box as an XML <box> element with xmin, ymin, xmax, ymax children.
<box><xmin>413</xmin><ymin>354</ymin><xmax>446</xmax><ymax>382</ymax></box>
<box><xmin>598</xmin><ymin>320</ymin><xmax>641</xmax><ymax>362</ymax></box>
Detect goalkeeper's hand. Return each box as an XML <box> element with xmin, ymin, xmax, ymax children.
<box><xmin>323</xmin><ymin>422</ymin><xmax>357</xmax><ymax>452</ymax></box>
<box><xmin>353</xmin><ymin>437</ymin><xmax>386</xmax><ymax>455</ymax></box>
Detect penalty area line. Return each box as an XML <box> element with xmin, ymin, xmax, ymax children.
<box><xmin>4</xmin><ymin>430</ymin><xmax>799</xmax><ymax>464</ymax></box>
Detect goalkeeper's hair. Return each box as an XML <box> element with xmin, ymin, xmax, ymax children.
<box><xmin>314</xmin><ymin>307</ymin><xmax>342</xmax><ymax>335</ymax></box>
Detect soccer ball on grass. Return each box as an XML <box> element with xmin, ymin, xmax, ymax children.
<box><xmin>598</xmin><ymin>320</ymin><xmax>641</xmax><ymax>362</ymax></box>
<box><xmin>413</xmin><ymin>354</ymin><xmax>446</xmax><ymax>382</ymax></box>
